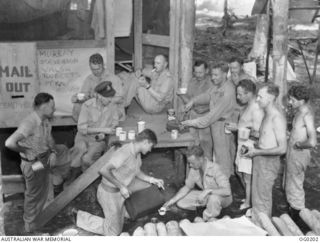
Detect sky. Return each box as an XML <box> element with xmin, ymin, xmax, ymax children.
<box><xmin>196</xmin><ymin>0</ymin><xmax>256</xmax><ymax>17</ymax></box>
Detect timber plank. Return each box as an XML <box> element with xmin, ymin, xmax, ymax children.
<box><xmin>33</xmin><ymin>147</ymin><xmax>115</xmax><ymax>228</ymax></box>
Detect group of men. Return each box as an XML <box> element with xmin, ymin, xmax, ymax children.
<box><xmin>5</xmin><ymin>53</ymin><xmax>317</xmax><ymax>235</ymax></box>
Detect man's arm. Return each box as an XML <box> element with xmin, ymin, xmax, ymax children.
<box><xmin>250</xmin><ymin>107</ymin><xmax>264</xmax><ymax>138</ymax></box>
<box><xmin>147</xmin><ymin>75</ymin><xmax>173</xmax><ymax>102</ymax></box>
<box><xmin>5</xmin><ymin>132</ymin><xmax>30</xmax><ymax>154</ymax></box>
<box><xmin>163</xmin><ymin>185</ymin><xmax>191</xmax><ymax>207</ymax></box>
<box><xmin>136</xmin><ymin>171</ymin><xmax>164</xmax><ymax>189</ymax></box>
<box><xmin>296</xmin><ymin>112</ymin><xmax>317</xmax><ymax>149</ymax></box>
<box><xmin>110</xmin><ymin>75</ymin><xmax>125</xmax><ymax>105</ymax></box>
<box><xmin>184</xmin><ymin>87</ymin><xmax>235</xmax><ymax>128</ymax></box>
<box><xmin>251</xmin><ymin>115</ymin><xmax>287</xmax><ymax>156</ymax></box>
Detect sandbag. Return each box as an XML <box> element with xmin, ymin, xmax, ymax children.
<box><xmin>125</xmin><ymin>185</ymin><xmax>165</xmax><ymax>220</ymax></box>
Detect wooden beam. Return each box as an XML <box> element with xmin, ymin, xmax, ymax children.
<box><xmin>105</xmin><ymin>0</ymin><xmax>115</xmax><ymax>74</ymax></box>
<box><xmin>180</xmin><ymin>0</ymin><xmax>195</xmax><ymax>89</ymax></box>
<box><xmin>170</xmin><ymin>0</ymin><xmax>181</xmax><ymax>111</ymax></box>
<box><xmin>271</xmin><ymin>0</ymin><xmax>289</xmax><ymax>107</ymax></box>
<box><xmin>142</xmin><ymin>34</ymin><xmax>170</xmax><ymax>48</ymax></box>
<box><xmin>33</xmin><ymin>147</ymin><xmax>115</xmax><ymax>229</ymax></box>
<box><xmin>37</xmin><ymin>40</ymin><xmax>105</xmax><ymax>49</ymax></box>
<box><xmin>134</xmin><ymin>0</ymin><xmax>143</xmax><ymax>70</ymax></box>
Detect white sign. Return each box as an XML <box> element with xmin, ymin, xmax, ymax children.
<box><xmin>37</xmin><ymin>48</ymin><xmax>106</xmax><ymax>116</ymax></box>
<box><xmin>0</xmin><ymin>43</ymin><xmax>38</xmax><ymax>128</ymax></box>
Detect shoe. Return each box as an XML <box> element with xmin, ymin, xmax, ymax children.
<box><xmin>245</xmin><ymin>208</ymin><xmax>252</xmax><ymax>218</ymax></box>
<box><xmin>53</xmin><ymin>183</ymin><xmax>64</xmax><ymax>197</ymax></box>
<box><xmin>239</xmin><ymin>203</ymin><xmax>251</xmax><ymax>211</ymax></box>
<box><xmin>67</xmin><ymin>207</ymin><xmax>78</xmax><ymax>225</ymax></box>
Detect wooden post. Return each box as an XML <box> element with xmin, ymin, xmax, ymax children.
<box><xmin>105</xmin><ymin>0</ymin><xmax>115</xmax><ymax>74</ymax></box>
<box><xmin>180</xmin><ymin>0</ymin><xmax>195</xmax><ymax>90</ymax></box>
<box><xmin>170</xmin><ymin>0</ymin><xmax>181</xmax><ymax>111</ymax></box>
<box><xmin>271</xmin><ymin>0</ymin><xmax>289</xmax><ymax>107</ymax></box>
<box><xmin>134</xmin><ymin>0</ymin><xmax>143</xmax><ymax>70</ymax></box>
<box><xmin>248</xmin><ymin>14</ymin><xmax>270</xmax><ymax>61</ymax></box>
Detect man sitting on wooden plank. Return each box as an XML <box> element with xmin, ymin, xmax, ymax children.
<box><xmin>177</xmin><ymin>60</ymin><xmax>213</xmax><ymax>160</ymax></box>
<box><xmin>71</xmin><ymin>53</ymin><xmax>125</xmax><ymax>121</ymax></box>
<box><xmin>67</xmin><ymin>81</ymin><xmax>120</xmax><ymax>183</ymax></box>
<box><xmin>71</xmin><ymin>129</ymin><xmax>164</xmax><ymax>235</ymax></box>
<box><xmin>285</xmin><ymin>85</ymin><xmax>317</xmax><ymax>221</ymax></box>
<box><xmin>163</xmin><ymin>145</ymin><xmax>232</xmax><ymax>221</ymax></box>
<box><xmin>123</xmin><ymin>54</ymin><xmax>174</xmax><ymax>113</ymax></box>
<box><xmin>5</xmin><ymin>93</ymin><xmax>71</xmax><ymax>233</ymax></box>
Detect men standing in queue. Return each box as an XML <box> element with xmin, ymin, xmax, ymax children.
<box><xmin>72</xmin><ymin>129</ymin><xmax>164</xmax><ymax>235</ymax></box>
<box><xmin>163</xmin><ymin>145</ymin><xmax>232</xmax><ymax>221</ymax></box>
<box><xmin>285</xmin><ymin>85</ymin><xmax>316</xmax><ymax>221</ymax></box>
<box><xmin>5</xmin><ymin>93</ymin><xmax>71</xmax><ymax>233</ymax></box>
<box><xmin>225</xmin><ymin>79</ymin><xmax>264</xmax><ymax>210</ymax></box>
<box><xmin>71</xmin><ymin>53</ymin><xmax>125</xmax><ymax>121</ymax></box>
<box><xmin>124</xmin><ymin>54</ymin><xmax>174</xmax><ymax>113</ymax></box>
<box><xmin>177</xmin><ymin>60</ymin><xmax>213</xmax><ymax>159</ymax></box>
<box><xmin>229</xmin><ymin>57</ymin><xmax>256</xmax><ymax>86</ymax></box>
<box><xmin>243</xmin><ymin>83</ymin><xmax>287</xmax><ymax>222</ymax></box>
<box><xmin>182</xmin><ymin>62</ymin><xmax>237</xmax><ymax>178</ymax></box>
<box><xmin>68</xmin><ymin>81</ymin><xmax>120</xmax><ymax>182</ymax></box>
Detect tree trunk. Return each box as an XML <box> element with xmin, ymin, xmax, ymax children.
<box><xmin>248</xmin><ymin>14</ymin><xmax>270</xmax><ymax>61</ymax></box>
<box><xmin>272</xmin><ymin>0</ymin><xmax>289</xmax><ymax>107</ymax></box>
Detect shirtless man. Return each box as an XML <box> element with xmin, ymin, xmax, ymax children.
<box><xmin>225</xmin><ymin>79</ymin><xmax>264</xmax><ymax>210</ymax></box>
<box><xmin>285</xmin><ymin>85</ymin><xmax>316</xmax><ymax>221</ymax></box>
<box><xmin>243</xmin><ymin>83</ymin><xmax>287</xmax><ymax>222</ymax></box>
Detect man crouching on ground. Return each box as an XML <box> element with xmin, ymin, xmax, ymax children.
<box><xmin>163</xmin><ymin>145</ymin><xmax>232</xmax><ymax>221</ymax></box>
<box><xmin>72</xmin><ymin>129</ymin><xmax>164</xmax><ymax>235</ymax></box>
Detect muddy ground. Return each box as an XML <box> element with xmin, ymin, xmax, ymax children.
<box><xmin>2</xmin><ymin>17</ymin><xmax>320</xmax><ymax>236</ymax></box>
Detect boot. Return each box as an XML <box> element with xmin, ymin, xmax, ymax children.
<box><xmin>53</xmin><ymin>183</ymin><xmax>64</xmax><ymax>197</ymax></box>
<box><xmin>64</xmin><ymin>167</ymin><xmax>82</xmax><ymax>186</ymax></box>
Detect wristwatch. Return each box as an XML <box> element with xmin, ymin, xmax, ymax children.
<box><xmin>146</xmin><ymin>84</ymin><xmax>151</xmax><ymax>89</ymax></box>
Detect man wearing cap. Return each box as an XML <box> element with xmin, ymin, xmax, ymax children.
<box><xmin>68</xmin><ymin>81</ymin><xmax>120</xmax><ymax>181</ymax></box>
<box><xmin>124</xmin><ymin>54</ymin><xmax>174</xmax><ymax>113</ymax></box>
<box><xmin>71</xmin><ymin>53</ymin><xmax>125</xmax><ymax>121</ymax></box>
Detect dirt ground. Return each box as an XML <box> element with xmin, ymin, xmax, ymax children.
<box><xmin>2</xmin><ymin>17</ymin><xmax>320</xmax><ymax>236</ymax></box>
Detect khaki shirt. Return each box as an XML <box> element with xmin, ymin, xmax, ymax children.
<box><xmin>190</xmin><ymin>80</ymin><xmax>236</xmax><ymax>128</ymax></box>
<box><xmin>101</xmin><ymin>143</ymin><xmax>141</xmax><ymax>187</ymax></box>
<box><xmin>185</xmin><ymin>158</ymin><xmax>230</xmax><ymax>192</ymax></box>
<box><xmin>16</xmin><ymin>112</ymin><xmax>54</xmax><ymax>161</ymax></box>
<box><xmin>81</xmin><ymin>69</ymin><xmax>124</xmax><ymax>100</ymax></box>
<box><xmin>150</xmin><ymin>69</ymin><xmax>174</xmax><ymax>106</ymax></box>
<box><xmin>77</xmin><ymin>98</ymin><xmax>119</xmax><ymax>138</ymax></box>
<box><xmin>186</xmin><ymin>75</ymin><xmax>213</xmax><ymax>118</ymax></box>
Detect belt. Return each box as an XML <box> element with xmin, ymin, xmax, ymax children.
<box><xmin>20</xmin><ymin>156</ymin><xmax>37</xmax><ymax>163</ymax></box>
<box><xmin>100</xmin><ymin>183</ymin><xmax>120</xmax><ymax>193</ymax></box>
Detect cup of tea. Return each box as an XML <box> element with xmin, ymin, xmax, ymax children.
<box><xmin>137</xmin><ymin>121</ymin><xmax>145</xmax><ymax>133</ymax></box>
<box><xmin>158</xmin><ymin>207</ymin><xmax>167</xmax><ymax>216</ymax></box>
<box><xmin>77</xmin><ymin>93</ymin><xmax>85</xmax><ymax>101</ymax></box>
<box><xmin>238</xmin><ymin>127</ymin><xmax>250</xmax><ymax>140</ymax></box>
<box><xmin>179</xmin><ymin>87</ymin><xmax>187</xmax><ymax>94</ymax></box>
<box><xmin>119</xmin><ymin>131</ymin><xmax>127</xmax><ymax>141</ymax></box>
<box><xmin>115</xmin><ymin>127</ymin><xmax>123</xmax><ymax>137</ymax></box>
<box><xmin>171</xmin><ymin>129</ymin><xmax>178</xmax><ymax>139</ymax></box>
<box><xmin>128</xmin><ymin>130</ymin><xmax>136</xmax><ymax>140</ymax></box>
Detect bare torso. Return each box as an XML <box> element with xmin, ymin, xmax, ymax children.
<box><xmin>290</xmin><ymin>105</ymin><xmax>313</xmax><ymax>144</ymax></box>
<box><xmin>259</xmin><ymin>107</ymin><xmax>286</xmax><ymax>149</ymax></box>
